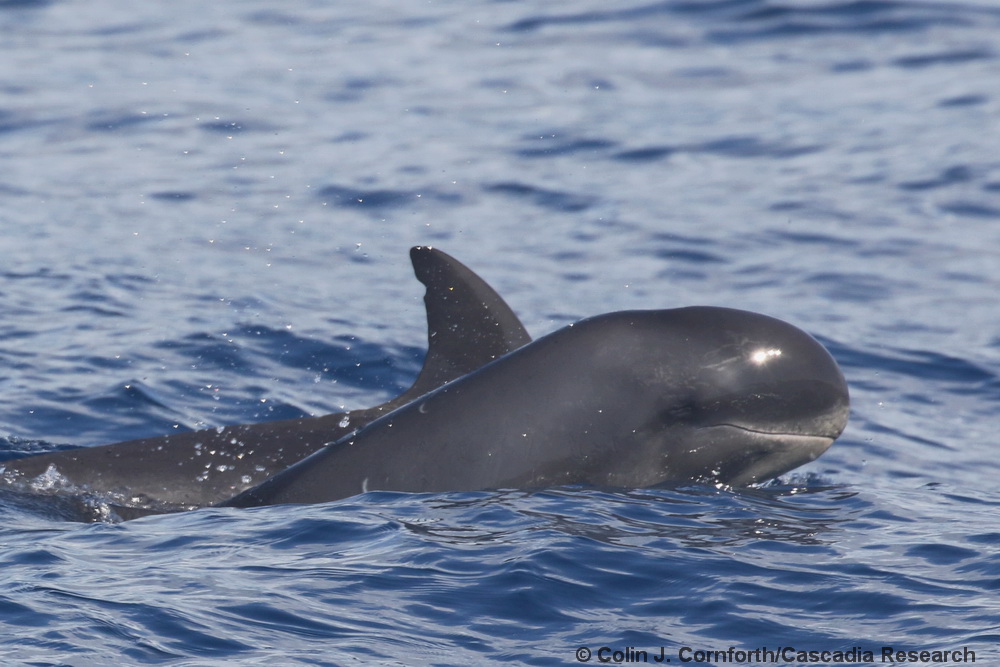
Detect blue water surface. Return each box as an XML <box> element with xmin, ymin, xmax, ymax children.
<box><xmin>1</xmin><ymin>0</ymin><xmax>999</xmax><ymax>664</ymax></box>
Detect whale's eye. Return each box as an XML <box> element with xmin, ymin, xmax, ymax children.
<box><xmin>749</xmin><ymin>348</ymin><xmax>782</xmax><ymax>366</ymax></box>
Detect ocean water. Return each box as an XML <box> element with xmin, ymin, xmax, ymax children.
<box><xmin>1</xmin><ymin>0</ymin><xmax>998</xmax><ymax>664</ymax></box>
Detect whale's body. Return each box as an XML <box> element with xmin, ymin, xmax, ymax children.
<box><xmin>225</xmin><ymin>307</ymin><xmax>849</xmax><ymax>508</ymax></box>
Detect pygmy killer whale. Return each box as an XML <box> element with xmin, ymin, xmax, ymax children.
<box><xmin>0</xmin><ymin>247</ymin><xmax>531</xmax><ymax>518</ymax></box>
<box><xmin>224</xmin><ymin>304</ymin><xmax>850</xmax><ymax>508</ymax></box>
<box><xmin>3</xmin><ymin>248</ymin><xmax>850</xmax><ymax>520</ymax></box>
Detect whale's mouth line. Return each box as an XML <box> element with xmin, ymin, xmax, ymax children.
<box><xmin>709</xmin><ymin>423</ymin><xmax>837</xmax><ymax>443</ymax></box>
<box><xmin>698</xmin><ymin>424</ymin><xmax>838</xmax><ymax>486</ymax></box>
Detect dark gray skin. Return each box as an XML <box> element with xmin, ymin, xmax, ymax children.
<box><xmin>223</xmin><ymin>307</ymin><xmax>850</xmax><ymax>508</ymax></box>
<box><xmin>0</xmin><ymin>247</ymin><xmax>530</xmax><ymax>518</ymax></box>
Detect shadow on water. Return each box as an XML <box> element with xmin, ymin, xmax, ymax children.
<box><xmin>374</xmin><ymin>482</ymin><xmax>859</xmax><ymax>550</ymax></box>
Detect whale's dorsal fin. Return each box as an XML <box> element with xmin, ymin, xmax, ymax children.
<box><xmin>395</xmin><ymin>246</ymin><xmax>531</xmax><ymax>405</ymax></box>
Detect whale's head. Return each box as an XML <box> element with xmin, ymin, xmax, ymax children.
<box><xmin>594</xmin><ymin>307</ymin><xmax>850</xmax><ymax>486</ymax></box>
